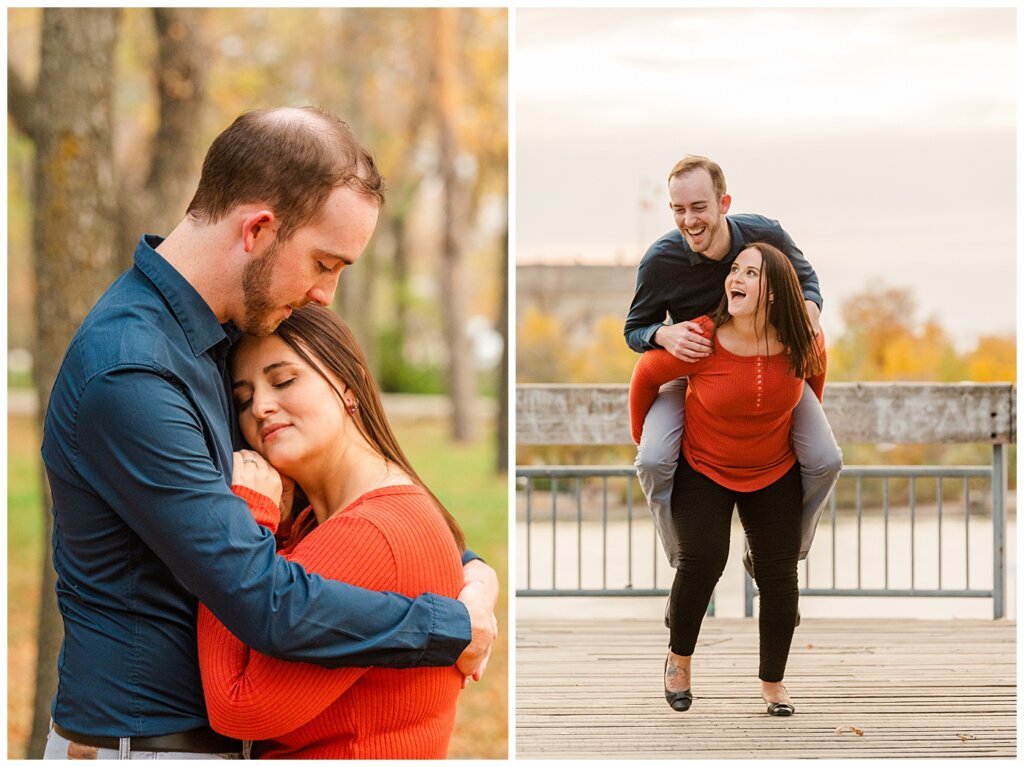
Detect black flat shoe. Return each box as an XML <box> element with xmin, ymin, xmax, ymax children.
<box><xmin>765</xmin><ymin>700</ymin><xmax>795</xmax><ymax>716</ymax></box>
<box><xmin>666</xmin><ymin>687</ymin><xmax>693</xmax><ymax>712</ymax></box>
<box><xmin>763</xmin><ymin>684</ymin><xmax>795</xmax><ymax>716</ymax></box>
<box><xmin>664</xmin><ymin>656</ymin><xmax>692</xmax><ymax>712</ymax></box>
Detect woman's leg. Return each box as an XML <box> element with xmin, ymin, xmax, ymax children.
<box><xmin>668</xmin><ymin>456</ymin><xmax>736</xmax><ymax>659</ymax></box>
<box><xmin>736</xmin><ymin>462</ymin><xmax>803</xmax><ymax>684</ymax></box>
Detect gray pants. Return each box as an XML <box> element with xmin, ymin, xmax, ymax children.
<box><xmin>43</xmin><ymin>725</ymin><xmax>244</xmax><ymax>760</ymax></box>
<box><xmin>635</xmin><ymin>379</ymin><xmax>842</xmax><ymax>568</ymax></box>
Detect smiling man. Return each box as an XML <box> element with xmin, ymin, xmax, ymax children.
<box><xmin>41</xmin><ymin>107</ymin><xmax>497</xmax><ymax>760</ymax></box>
<box><xmin>624</xmin><ymin>155</ymin><xmax>842</xmax><ymax>579</ymax></box>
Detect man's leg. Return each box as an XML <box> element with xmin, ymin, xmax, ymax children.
<box><xmin>634</xmin><ymin>378</ymin><xmax>686</xmax><ymax>568</ymax></box>
<box><xmin>791</xmin><ymin>382</ymin><xmax>843</xmax><ymax>560</ymax></box>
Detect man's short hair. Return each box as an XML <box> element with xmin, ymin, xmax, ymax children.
<box><xmin>667</xmin><ymin>155</ymin><xmax>727</xmax><ymax>199</ymax></box>
<box><xmin>187</xmin><ymin>106</ymin><xmax>385</xmax><ymax>242</ymax></box>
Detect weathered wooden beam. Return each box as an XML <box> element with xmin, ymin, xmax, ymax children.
<box><xmin>516</xmin><ymin>383</ymin><xmax>1016</xmax><ymax>445</ymax></box>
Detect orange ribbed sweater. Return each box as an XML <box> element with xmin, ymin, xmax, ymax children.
<box><xmin>630</xmin><ymin>316</ymin><xmax>826</xmax><ymax>492</ymax></box>
<box><xmin>197</xmin><ymin>484</ymin><xmax>463</xmax><ymax>760</ymax></box>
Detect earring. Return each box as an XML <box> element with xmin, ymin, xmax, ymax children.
<box><xmin>345</xmin><ymin>400</ymin><xmax>359</xmax><ymax>415</ymax></box>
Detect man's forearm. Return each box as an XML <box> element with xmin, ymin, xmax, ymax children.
<box><xmin>625</xmin><ymin>322</ymin><xmax>662</xmax><ymax>353</ymax></box>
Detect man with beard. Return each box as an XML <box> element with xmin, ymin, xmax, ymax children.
<box><xmin>41</xmin><ymin>107</ymin><xmax>498</xmax><ymax>759</ymax></box>
<box><xmin>624</xmin><ymin>155</ymin><xmax>842</xmax><ymax>581</ymax></box>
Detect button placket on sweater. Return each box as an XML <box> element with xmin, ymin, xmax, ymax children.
<box><xmin>755</xmin><ymin>357</ymin><xmax>763</xmax><ymax>408</ymax></box>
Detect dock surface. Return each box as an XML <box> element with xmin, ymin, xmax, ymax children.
<box><xmin>516</xmin><ymin>617</ymin><xmax>1016</xmax><ymax>759</ymax></box>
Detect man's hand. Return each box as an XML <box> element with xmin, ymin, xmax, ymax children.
<box><xmin>462</xmin><ymin>558</ymin><xmax>499</xmax><ymax>612</ymax></box>
<box><xmin>654</xmin><ymin>321</ymin><xmax>713</xmax><ymax>362</ymax></box>
<box><xmin>804</xmin><ymin>300</ymin><xmax>822</xmax><ymax>337</ymax></box>
<box><xmin>456</xmin><ymin>573</ymin><xmax>498</xmax><ymax>684</ymax></box>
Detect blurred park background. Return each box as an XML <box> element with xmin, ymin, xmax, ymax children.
<box><xmin>8</xmin><ymin>7</ymin><xmax>507</xmax><ymax>759</ymax></box>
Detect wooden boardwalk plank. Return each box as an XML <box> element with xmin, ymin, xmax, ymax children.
<box><xmin>516</xmin><ymin>617</ymin><xmax>1016</xmax><ymax>759</ymax></box>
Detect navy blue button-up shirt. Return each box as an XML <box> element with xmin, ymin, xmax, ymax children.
<box><xmin>41</xmin><ymin>236</ymin><xmax>471</xmax><ymax>737</ymax></box>
<box><xmin>624</xmin><ymin>214</ymin><xmax>822</xmax><ymax>352</ymax></box>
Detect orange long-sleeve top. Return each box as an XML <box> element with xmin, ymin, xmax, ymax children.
<box><xmin>630</xmin><ymin>316</ymin><xmax>826</xmax><ymax>492</ymax></box>
<box><xmin>197</xmin><ymin>484</ymin><xmax>463</xmax><ymax>760</ymax></box>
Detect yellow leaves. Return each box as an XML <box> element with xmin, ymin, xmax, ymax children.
<box><xmin>517</xmin><ymin>309</ymin><xmax>639</xmax><ymax>384</ymax></box>
<box><xmin>828</xmin><ymin>284</ymin><xmax>1012</xmax><ymax>383</ymax></box>
<box><xmin>517</xmin><ymin>307</ymin><xmax>570</xmax><ymax>383</ymax></box>
<box><xmin>835</xmin><ymin>726</ymin><xmax>865</xmax><ymax>736</ymax></box>
<box><xmin>568</xmin><ymin>316</ymin><xmax>639</xmax><ymax>384</ymax></box>
<box><xmin>966</xmin><ymin>335</ymin><xmax>1016</xmax><ymax>383</ymax></box>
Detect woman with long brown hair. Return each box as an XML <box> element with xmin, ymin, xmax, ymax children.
<box><xmin>630</xmin><ymin>241</ymin><xmax>826</xmax><ymax>716</ymax></box>
<box><xmin>196</xmin><ymin>305</ymin><xmax>466</xmax><ymax>758</ymax></box>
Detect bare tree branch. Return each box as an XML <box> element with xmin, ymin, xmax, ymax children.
<box><xmin>116</xmin><ymin>7</ymin><xmax>206</xmax><ymax>270</ymax></box>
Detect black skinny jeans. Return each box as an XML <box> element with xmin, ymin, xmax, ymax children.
<box><xmin>669</xmin><ymin>456</ymin><xmax>802</xmax><ymax>682</ymax></box>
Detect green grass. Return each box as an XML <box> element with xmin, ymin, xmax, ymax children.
<box><xmin>8</xmin><ymin>415</ymin><xmax>45</xmax><ymax>758</ymax></box>
<box><xmin>7</xmin><ymin>413</ymin><xmax>508</xmax><ymax>759</ymax></box>
<box><xmin>8</xmin><ymin>416</ymin><xmax>43</xmax><ymax>556</ymax></box>
<box><xmin>398</xmin><ymin>421</ymin><xmax>507</xmax><ymax>562</ymax></box>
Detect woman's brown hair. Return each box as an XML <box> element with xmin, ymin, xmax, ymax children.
<box><xmin>261</xmin><ymin>305</ymin><xmax>465</xmax><ymax>551</ymax></box>
<box><xmin>711</xmin><ymin>241</ymin><xmax>825</xmax><ymax>379</ymax></box>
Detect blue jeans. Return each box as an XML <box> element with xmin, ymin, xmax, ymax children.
<box><xmin>635</xmin><ymin>379</ymin><xmax>842</xmax><ymax>567</ymax></box>
<box><xmin>43</xmin><ymin>725</ymin><xmax>244</xmax><ymax>760</ymax></box>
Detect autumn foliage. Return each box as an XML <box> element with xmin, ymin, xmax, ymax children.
<box><xmin>518</xmin><ymin>284</ymin><xmax>1015</xmax><ymax>385</ymax></box>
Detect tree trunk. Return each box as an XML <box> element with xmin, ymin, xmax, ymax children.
<box><xmin>24</xmin><ymin>8</ymin><xmax>121</xmax><ymax>757</ymax></box>
<box><xmin>333</xmin><ymin>9</ymin><xmax>380</xmax><ymax>372</ymax></box>
<box><xmin>434</xmin><ymin>7</ymin><xmax>476</xmax><ymax>442</ymax></box>
<box><xmin>116</xmin><ymin>8</ymin><xmax>206</xmax><ymax>270</ymax></box>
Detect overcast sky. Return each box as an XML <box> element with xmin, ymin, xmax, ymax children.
<box><xmin>515</xmin><ymin>8</ymin><xmax>1016</xmax><ymax>348</ymax></box>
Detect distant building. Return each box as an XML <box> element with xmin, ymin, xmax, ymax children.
<box><xmin>517</xmin><ymin>264</ymin><xmax>641</xmax><ymax>347</ymax></box>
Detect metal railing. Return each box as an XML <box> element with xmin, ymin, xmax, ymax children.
<box><xmin>515</xmin><ymin>465</ymin><xmax>717</xmax><ymax>615</ymax></box>
<box><xmin>515</xmin><ymin>445</ymin><xmax>1010</xmax><ymax>618</ymax></box>
<box><xmin>517</xmin><ymin>466</ymin><xmax>643</xmax><ymax>595</ymax></box>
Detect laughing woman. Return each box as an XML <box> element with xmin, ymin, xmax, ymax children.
<box><xmin>196</xmin><ymin>306</ymin><xmax>465</xmax><ymax>758</ymax></box>
<box><xmin>629</xmin><ymin>241</ymin><xmax>826</xmax><ymax>716</ymax></box>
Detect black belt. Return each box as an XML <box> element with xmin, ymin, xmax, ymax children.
<box><xmin>54</xmin><ymin>724</ymin><xmax>242</xmax><ymax>754</ymax></box>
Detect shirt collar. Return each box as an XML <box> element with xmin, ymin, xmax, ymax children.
<box><xmin>679</xmin><ymin>217</ymin><xmax>743</xmax><ymax>266</ymax></box>
<box><xmin>132</xmin><ymin>235</ymin><xmax>240</xmax><ymax>358</ymax></box>
<box><xmin>722</xmin><ymin>216</ymin><xmax>744</xmax><ymax>263</ymax></box>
